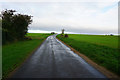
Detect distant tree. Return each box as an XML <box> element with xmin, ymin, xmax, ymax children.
<box><xmin>0</xmin><ymin>18</ymin><xmax>2</xmax><ymax>43</ymax></box>
<box><xmin>2</xmin><ymin>9</ymin><xmax>32</xmax><ymax>43</ymax></box>
<box><xmin>51</xmin><ymin>32</ymin><xmax>55</xmax><ymax>34</ymax></box>
<box><xmin>60</xmin><ymin>34</ymin><xmax>63</xmax><ymax>37</ymax></box>
<box><xmin>12</xmin><ymin>14</ymin><xmax>32</xmax><ymax>40</ymax></box>
<box><xmin>2</xmin><ymin>10</ymin><xmax>16</xmax><ymax>43</ymax></box>
<box><xmin>64</xmin><ymin>34</ymin><xmax>68</xmax><ymax>38</ymax></box>
<box><xmin>62</xmin><ymin>29</ymin><xmax>65</xmax><ymax>34</ymax></box>
<box><xmin>0</xmin><ymin>18</ymin><xmax>2</xmax><ymax>27</ymax></box>
<box><xmin>110</xmin><ymin>34</ymin><xmax>114</xmax><ymax>36</ymax></box>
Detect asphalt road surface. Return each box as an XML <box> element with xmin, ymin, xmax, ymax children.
<box><xmin>12</xmin><ymin>34</ymin><xmax>106</xmax><ymax>78</ymax></box>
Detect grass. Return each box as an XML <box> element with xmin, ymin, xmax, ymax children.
<box><xmin>2</xmin><ymin>33</ymin><xmax>51</xmax><ymax>78</ymax></box>
<box><xmin>57</xmin><ymin>34</ymin><xmax>119</xmax><ymax>76</ymax></box>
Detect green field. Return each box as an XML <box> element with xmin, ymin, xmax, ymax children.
<box><xmin>2</xmin><ymin>33</ymin><xmax>51</xmax><ymax>78</ymax></box>
<box><xmin>57</xmin><ymin>34</ymin><xmax>119</xmax><ymax>75</ymax></box>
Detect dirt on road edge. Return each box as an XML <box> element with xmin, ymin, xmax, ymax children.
<box><xmin>56</xmin><ymin>38</ymin><xmax>120</xmax><ymax>79</ymax></box>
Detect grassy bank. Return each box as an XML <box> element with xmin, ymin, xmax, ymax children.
<box><xmin>57</xmin><ymin>34</ymin><xmax>119</xmax><ymax>76</ymax></box>
<box><xmin>2</xmin><ymin>33</ymin><xmax>51</xmax><ymax>78</ymax></box>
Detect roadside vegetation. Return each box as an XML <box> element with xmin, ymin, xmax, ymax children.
<box><xmin>2</xmin><ymin>9</ymin><xmax>32</xmax><ymax>44</ymax></box>
<box><xmin>1</xmin><ymin>9</ymin><xmax>52</xmax><ymax>79</ymax></box>
<box><xmin>3</xmin><ymin>33</ymin><xmax>51</xmax><ymax>78</ymax></box>
<box><xmin>57</xmin><ymin>34</ymin><xmax>119</xmax><ymax>76</ymax></box>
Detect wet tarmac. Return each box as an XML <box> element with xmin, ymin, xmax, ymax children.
<box><xmin>12</xmin><ymin>34</ymin><xmax>107</xmax><ymax>78</ymax></box>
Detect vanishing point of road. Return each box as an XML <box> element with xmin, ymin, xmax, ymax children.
<box><xmin>12</xmin><ymin>34</ymin><xmax>106</xmax><ymax>78</ymax></box>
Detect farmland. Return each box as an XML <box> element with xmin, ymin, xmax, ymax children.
<box><xmin>2</xmin><ymin>33</ymin><xmax>51</xmax><ymax>78</ymax></box>
<box><xmin>57</xmin><ymin>34</ymin><xmax>119</xmax><ymax>76</ymax></box>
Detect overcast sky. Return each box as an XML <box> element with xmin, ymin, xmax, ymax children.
<box><xmin>0</xmin><ymin>0</ymin><xmax>119</xmax><ymax>34</ymax></box>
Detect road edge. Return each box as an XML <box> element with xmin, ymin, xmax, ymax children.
<box><xmin>6</xmin><ymin>37</ymin><xmax>48</xmax><ymax>79</ymax></box>
<box><xmin>56</xmin><ymin>37</ymin><xmax>120</xmax><ymax>79</ymax></box>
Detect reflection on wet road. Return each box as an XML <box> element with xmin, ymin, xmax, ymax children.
<box><xmin>12</xmin><ymin>34</ymin><xmax>106</xmax><ymax>78</ymax></box>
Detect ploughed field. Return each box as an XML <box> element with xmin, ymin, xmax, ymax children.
<box><xmin>57</xmin><ymin>34</ymin><xmax>119</xmax><ymax>76</ymax></box>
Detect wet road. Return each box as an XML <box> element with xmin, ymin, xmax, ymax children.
<box><xmin>12</xmin><ymin>34</ymin><xmax>106</xmax><ymax>78</ymax></box>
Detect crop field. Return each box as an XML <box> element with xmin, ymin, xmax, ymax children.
<box><xmin>2</xmin><ymin>33</ymin><xmax>51</xmax><ymax>78</ymax></box>
<box><xmin>57</xmin><ymin>34</ymin><xmax>119</xmax><ymax>76</ymax></box>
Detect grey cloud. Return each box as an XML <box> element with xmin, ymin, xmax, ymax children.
<box><xmin>1</xmin><ymin>2</ymin><xmax>118</xmax><ymax>34</ymax></box>
<box><xmin>29</xmin><ymin>25</ymin><xmax>117</xmax><ymax>34</ymax></box>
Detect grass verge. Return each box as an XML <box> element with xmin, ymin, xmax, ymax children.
<box><xmin>2</xmin><ymin>33</ymin><xmax>51</xmax><ymax>79</ymax></box>
<box><xmin>57</xmin><ymin>34</ymin><xmax>119</xmax><ymax>76</ymax></box>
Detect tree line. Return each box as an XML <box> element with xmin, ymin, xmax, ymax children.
<box><xmin>1</xmin><ymin>9</ymin><xmax>32</xmax><ymax>44</ymax></box>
